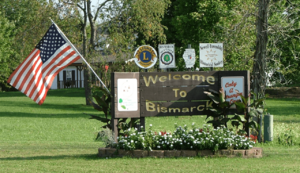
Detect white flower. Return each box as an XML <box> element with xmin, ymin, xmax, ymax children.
<box><xmin>180</xmin><ymin>143</ymin><xmax>183</xmax><ymax>145</ymax></box>
<box><xmin>135</xmin><ymin>141</ymin><xmax>137</xmax><ymax>143</ymax></box>
<box><xmin>141</xmin><ymin>126</ymin><xmax>143</xmax><ymax>128</ymax></box>
<box><xmin>157</xmin><ymin>146</ymin><xmax>160</xmax><ymax>149</ymax></box>
<box><xmin>191</xmin><ymin>146</ymin><xmax>193</xmax><ymax>149</ymax></box>
<box><xmin>192</xmin><ymin>122</ymin><xmax>195</xmax><ymax>126</ymax></box>
<box><xmin>159</xmin><ymin>132</ymin><xmax>161</xmax><ymax>135</ymax></box>
<box><xmin>125</xmin><ymin>136</ymin><xmax>127</xmax><ymax>138</ymax></box>
<box><xmin>150</xmin><ymin>124</ymin><xmax>152</xmax><ymax>127</ymax></box>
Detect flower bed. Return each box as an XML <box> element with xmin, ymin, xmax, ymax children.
<box><xmin>98</xmin><ymin>123</ymin><xmax>262</xmax><ymax>158</ymax></box>
<box><xmin>117</xmin><ymin>124</ymin><xmax>255</xmax><ymax>151</ymax></box>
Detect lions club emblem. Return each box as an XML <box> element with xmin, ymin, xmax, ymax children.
<box><xmin>134</xmin><ymin>45</ymin><xmax>157</xmax><ymax>69</ymax></box>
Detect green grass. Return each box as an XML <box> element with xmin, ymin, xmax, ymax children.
<box><xmin>0</xmin><ymin>89</ymin><xmax>300</xmax><ymax>172</ymax></box>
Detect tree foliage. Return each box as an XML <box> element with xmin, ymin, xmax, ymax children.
<box><xmin>0</xmin><ymin>12</ymin><xmax>15</xmax><ymax>90</ymax></box>
<box><xmin>267</xmin><ymin>0</ymin><xmax>300</xmax><ymax>86</ymax></box>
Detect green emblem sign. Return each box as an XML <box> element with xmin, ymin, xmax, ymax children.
<box><xmin>158</xmin><ymin>44</ymin><xmax>176</xmax><ymax>68</ymax></box>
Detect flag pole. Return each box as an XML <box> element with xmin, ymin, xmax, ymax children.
<box><xmin>49</xmin><ymin>19</ymin><xmax>111</xmax><ymax>95</ymax></box>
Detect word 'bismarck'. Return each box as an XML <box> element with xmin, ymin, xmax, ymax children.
<box><xmin>142</xmin><ymin>73</ymin><xmax>215</xmax><ymax>87</ymax></box>
<box><xmin>146</xmin><ymin>100</ymin><xmax>212</xmax><ymax>113</ymax></box>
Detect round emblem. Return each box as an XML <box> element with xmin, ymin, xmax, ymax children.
<box><xmin>160</xmin><ymin>52</ymin><xmax>173</xmax><ymax>65</ymax></box>
<box><xmin>134</xmin><ymin>45</ymin><xmax>157</xmax><ymax>69</ymax></box>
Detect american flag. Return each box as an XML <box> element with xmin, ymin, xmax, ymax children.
<box><xmin>7</xmin><ymin>24</ymin><xmax>80</xmax><ymax>105</ymax></box>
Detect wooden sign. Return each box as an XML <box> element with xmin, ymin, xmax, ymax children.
<box><xmin>112</xmin><ymin>71</ymin><xmax>250</xmax><ymax>118</ymax></box>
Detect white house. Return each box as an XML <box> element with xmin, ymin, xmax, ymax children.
<box><xmin>50</xmin><ymin>58</ymin><xmax>85</xmax><ymax>89</ymax></box>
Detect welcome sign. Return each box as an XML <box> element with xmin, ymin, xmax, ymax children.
<box><xmin>111</xmin><ymin>71</ymin><xmax>249</xmax><ymax>118</ymax></box>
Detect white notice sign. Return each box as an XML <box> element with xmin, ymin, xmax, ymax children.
<box><xmin>199</xmin><ymin>43</ymin><xmax>223</xmax><ymax>67</ymax></box>
<box><xmin>183</xmin><ymin>48</ymin><xmax>196</xmax><ymax>68</ymax></box>
<box><xmin>221</xmin><ymin>76</ymin><xmax>244</xmax><ymax>104</ymax></box>
<box><xmin>117</xmin><ymin>79</ymin><xmax>138</xmax><ymax>111</ymax></box>
<box><xmin>159</xmin><ymin>44</ymin><xmax>176</xmax><ymax>68</ymax></box>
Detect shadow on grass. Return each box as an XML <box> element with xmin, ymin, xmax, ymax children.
<box><xmin>0</xmin><ymin>111</ymin><xmax>107</xmax><ymax>118</ymax></box>
<box><xmin>0</xmin><ymin>154</ymin><xmax>103</xmax><ymax>161</ymax></box>
<box><xmin>274</xmin><ymin>119</ymin><xmax>300</xmax><ymax>123</ymax></box>
<box><xmin>266</xmin><ymin>106</ymin><xmax>300</xmax><ymax>116</ymax></box>
<box><xmin>0</xmin><ymin>88</ymin><xmax>86</xmax><ymax>98</ymax></box>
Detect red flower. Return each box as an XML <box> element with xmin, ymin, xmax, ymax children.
<box><xmin>246</xmin><ymin>135</ymin><xmax>257</xmax><ymax>143</ymax></box>
<box><xmin>105</xmin><ymin>65</ymin><xmax>109</xmax><ymax>72</ymax></box>
<box><xmin>199</xmin><ymin>129</ymin><xmax>203</xmax><ymax>133</ymax></box>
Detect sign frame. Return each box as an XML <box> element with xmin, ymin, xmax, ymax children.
<box><xmin>158</xmin><ymin>44</ymin><xmax>176</xmax><ymax>69</ymax></box>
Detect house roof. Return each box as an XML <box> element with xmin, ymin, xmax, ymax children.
<box><xmin>73</xmin><ymin>52</ymin><xmax>133</xmax><ymax>65</ymax></box>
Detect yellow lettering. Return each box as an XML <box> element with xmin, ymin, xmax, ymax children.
<box><xmin>161</xmin><ymin>107</ymin><xmax>168</xmax><ymax>113</ymax></box>
<box><xmin>182</xmin><ymin>108</ymin><xmax>189</xmax><ymax>113</ymax></box>
<box><xmin>143</xmin><ymin>52</ymin><xmax>148</xmax><ymax>60</ymax></box>
<box><xmin>143</xmin><ymin>75</ymin><xmax>158</xmax><ymax>87</ymax></box>
<box><xmin>190</xmin><ymin>106</ymin><xmax>196</xmax><ymax>112</ymax></box>
<box><xmin>146</xmin><ymin>100</ymin><xmax>156</xmax><ymax>112</ymax></box>
<box><xmin>173</xmin><ymin>74</ymin><xmax>181</xmax><ymax>80</ymax></box>
<box><xmin>182</xmin><ymin>74</ymin><xmax>191</xmax><ymax>80</ymax></box>
<box><xmin>207</xmin><ymin>76</ymin><xmax>215</xmax><ymax>85</ymax></box>
<box><xmin>206</xmin><ymin>101</ymin><xmax>213</xmax><ymax>109</ymax></box>
<box><xmin>157</xmin><ymin>104</ymin><xmax>160</xmax><ymax>112</ymax></box>
<box><xmin>180</xmin><ymin>90</ymin><xmax>187</xmax><ymax>97</ymax></box>
<box><xmin>192</xmin><ymin>74</ymin><xmax>205</xmax><ymax>82</ymax></box>
<box><xmin>159</xmin><ymin>76</ymin><xmax>167</xmax><ymax>82</ymax></box>
<box><xmin>169</xmin><ymin>73</ymin><xmax>171</xmax><ymax>80</ymax></box>
<box><xmin>172</xmin><ymin>88</ymin><xmax>180</xmax><ymax>97</ymax></box>
<box><xmin>169</xmin><ymin>108</ymin><xmax>181</xmax><ymax>113</ymax></box>
<box><xmin>197</xmin><ymin>105</ymin><xmax>205</xmax><ymax>111</ymax></box>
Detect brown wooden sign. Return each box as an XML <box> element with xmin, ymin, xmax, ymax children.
<box><xmin>111</xmin><ymin>71</ymin><xmax>250</xmax><ymax>118</ymax></box>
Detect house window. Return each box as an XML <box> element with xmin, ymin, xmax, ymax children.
<box><xmin>66</xmin><ymin>70</ymin><xmax>72</xmax><ymax>81</ymax></box>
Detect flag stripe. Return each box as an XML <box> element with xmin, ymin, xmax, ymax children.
<box><xmin>18</xmin><ymin>55</ymin><xmax>40</xmax><ymax>92</ymax></box>
<box><xmin>7</xmin><ymin>49</ymin><xmax>38</xmax><ymax>83</ymax></box>
<box><xmin>9</xmin><ymin>49</ymin><xmax>40</xmax><ymax>87</ymax></box>
<box><xmin>24</xmin><ymin>60</ymin><xmax>43</xmax><ymax>96</ymax></box>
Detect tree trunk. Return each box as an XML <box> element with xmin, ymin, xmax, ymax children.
<box><xmin>252</xmin><ymin>0</ymin><xmax>270</xmax><ymax>100</ymax></box>
<box><xmin>82</xmin><ymin>1</ymin><xmax>92</xmax><ymax>105</ymax></box>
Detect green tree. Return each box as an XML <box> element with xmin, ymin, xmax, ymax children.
<box><xmin>162</xmin><ymin>0</ymin><xmax>256</xmax><ymax>71</ymax></box>
<box><xmin>0</xmin><ymin>12</ymin><xmax>15</xmax><ymax>90</ymax></box>
<box><xmin>267</xmin><ymin>0</ymin><xmax>300</xmax><ymax>86</ymax></box>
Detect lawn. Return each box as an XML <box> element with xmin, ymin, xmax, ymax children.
<box><xmin>0</xmin><ymin>88</ymin><xmax>300</xmax><ymax>172</ymax></box>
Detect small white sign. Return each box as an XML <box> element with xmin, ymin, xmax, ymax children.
<box><xmin>117</xmin><ymin>79</ymin><xmax>138</xmax><ymax>111</ymax></box>
<box><xmin>221</xmin><ymin>76</ymin><xmax>244</xmax><ymax>104</ymax></box>
<box><xmin>159</xmin><ymin>44</ymin><xmax>176</xmax><ymax>68</ymax></box>
<box><xmin>199</xmin><ymin>43</ymin><xmax>223</xmax><ymax>67</ymax></box>
<box><xmin>183</xmin><ymin>48</ymin><xmax>196</xmax><ymax>68</ymax></box>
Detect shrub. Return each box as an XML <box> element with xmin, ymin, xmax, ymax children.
<box><xmin>116</xmin><ymin>123</ymin><xmax>255</xmax><ymax>151</ymax></box>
